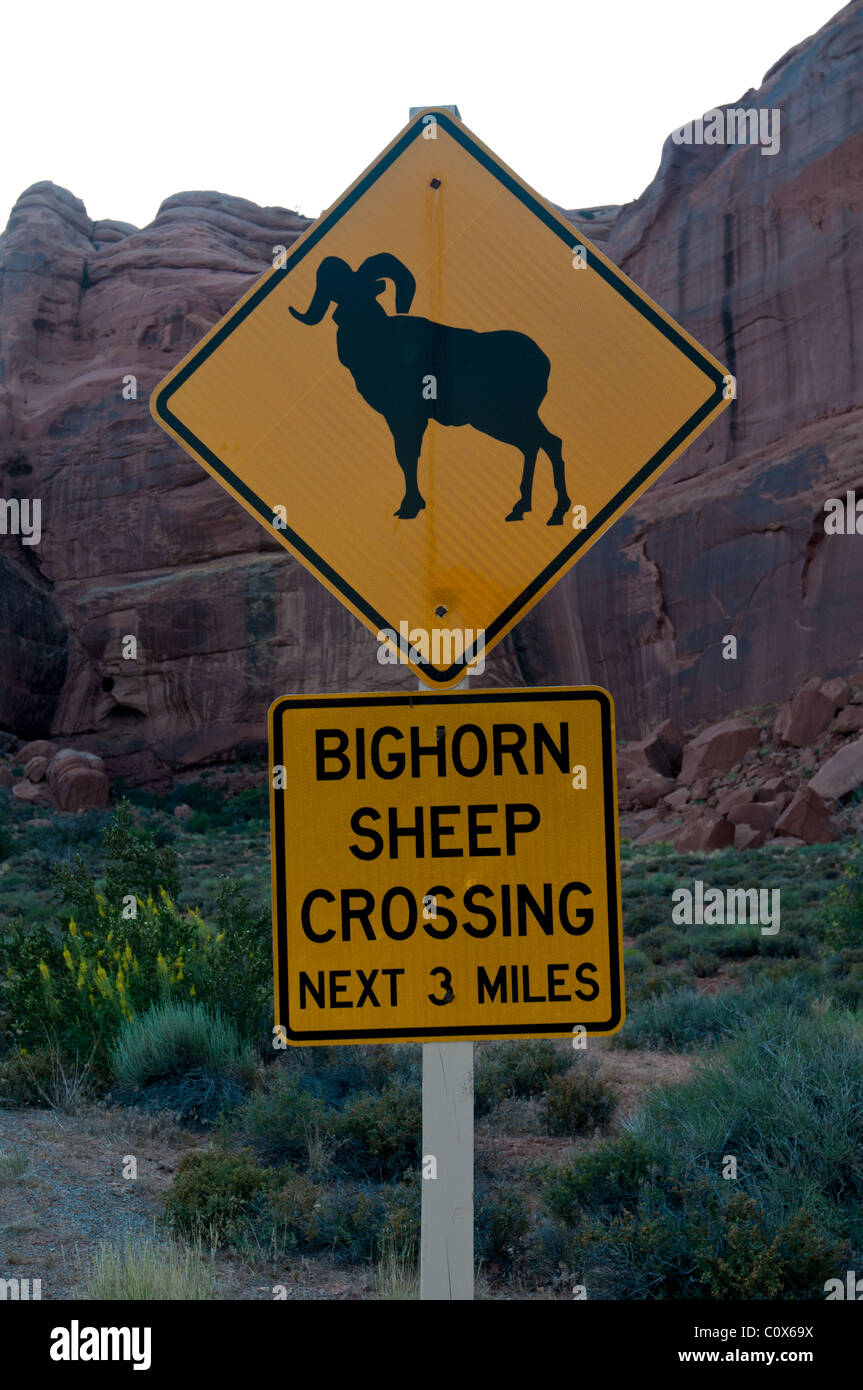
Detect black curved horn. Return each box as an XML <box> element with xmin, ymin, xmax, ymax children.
<box><xmin>355</xmin><ymin>253</ymin><xmax>416</xmax><ymax>313</ymax></box>
<box><xmin>289</xmin><ymin>256</ymin><xmax>353</xmax><ymax>324</ymax></box>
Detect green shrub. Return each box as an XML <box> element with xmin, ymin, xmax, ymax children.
<box><xmin>827</xmin><ymin>844</ymin><xmax>863</xmax><ymax>949</ymax></box>
<box><xmin>109</xmin><ymin>1001</ymin><xmax>254</xmax><ymax>1127</ymax></box>
<box><xmin>0</xmin><ymin>821</ymin><xmax>15</xmax><ymax>863</ymax></box>
<box><xmin>544</xmin><ymin>1006</ymin><xmax>862</xmax><ymax>1297</ymax></box>
<box><xmin>543</xmin><ymin>1132</ymin><xmax>659</xmax><ymax>1223</ymax></box>
<box><xmin>338</xmin><ymin>1081</ymin><xmax>420</xmax><ymax>1180</ymax></box>
<box><xmin>609</xmin><ymin>987</ymin><xmax>741</xmax><ymax>1051</ymax></box>
<box><xmin>624</xmin><ymin>898</ymin><xmax>668</xmax><ymax>936</ymax></box>
<box><xmin>268</xmin><ymin>1169</ymin><xmax>324</xmax><ymax>1248</ymax></box>
<box><xmin>523</xmin><ymin>1219</ymin><xmax>585</xmax><ymax>1286</ymax></box>
<box><xmin>621</xmin><ymin>948</ymin><xmax>651</xmax><ymax>975</ymax></box>
<box><xmin>591</xmin><ymin>1181</ymin><xmax>845</xmax><ymax>1300</ymax></box>
<box><xmin>381</xmin><ymin>1174</ymin><xmax>420</xmax><ymax>1261</ymax></box>
<box><xmin>293</xmin><ymin>1044</ymin><xmax>418</xmax><ymax>1107</ymax></box>
<box><xmin>28</xmin><ymin>808</ymin><xmax>109</xmax><ymax>854</ymax></box>
<box><xmin>231</xmin><ymin>1070</ymin><xmax>332</xmax><ymax>1167</ymax></box>
<box><xmin>187</xmin><ymin>786</ymin><xmax>268</xmax><ymax>833</ymax></box>
<box><xmin>542</xmin><ymin>1065</ymin><xmax>617</xmax><ymax>1136</ymax></box>
<box><xmin>266</xmin><ymin>1169</ymin><xmax>418</xmax><ymax>1266</ymax></box>
<box><xmin>184</xmin><ymin>880</ymin><xmax>271</xmax><ymax>1040</ymax></box>
<box><xmin>313</xmin><ymin>1185</ymin><xmax>388</xmax><ymax>1262</ymax></box>
<box><xmin>631</xmin><ymin>1004</ymin><xmax>863</xmax><ymax>1240</ymax></box>
<box><xmin>474</xmin><ymin>1040</ymin><xmax>569</xmax><ymax>1116</ymax></box>
<box><xmin>690</xmin><ymin>950</ymin><xmax>721</xmax><ymax>978</ymax></box>
<box><xmin>110</xmin><ymin>1001</ymin><xmax>254</xmax><ymax>1089</ymax></box>
<box><xmin>164</xmin><ymin>1146</ymin><xmax>272</xmax><ymax>1242</ymax></box>
<box><xmin>0</xmin><ymin>1047</ymin><xmax>57</xmax><ymax>1107</ymax></box>
<box><xmin>0</xmin><ymin>805</ymin><xmax>271</xmax><ymax>1069</ymax></box>
<box><xmin>687</xmin><ymin>1189</ymin><xmax>843</xmax><ymax>1299</ymax></box>
<box><xmin>476</xmin><ymin>1183</ymin><xmax>530</xmax><ymax>1277</ymax></box>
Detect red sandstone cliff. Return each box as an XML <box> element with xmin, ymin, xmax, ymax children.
<box><xmin>0</xmin><ymin>3</ymin><xmax>860</xmax><ymax>782</ymax></box>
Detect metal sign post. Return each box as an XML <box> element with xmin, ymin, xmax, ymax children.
<box><xmin>418</xmin><ymin>671</ymin><xmax>473</xmax><ymax>1301</ymax></box>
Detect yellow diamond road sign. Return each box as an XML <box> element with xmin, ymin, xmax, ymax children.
<box><xmin>151</xmin><ymin>109</ymin><xmax>731</xmax><ymax>687</ymax></box>
<box><xmin>269</xmin><ymin>687</ymin><xmax>623</xmax><ymax>1045</ymax></box>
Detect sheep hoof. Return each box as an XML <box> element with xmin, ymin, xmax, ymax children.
<box><xmin>547</xmin><ymin>508</ymin><xmax>567</xmax><ymax>526</ymax></box>
<box><xmin>506</xmin><ymin>504</ymin><xmax>529</xmax><ymax>522</ymax></box>
<box><xmin>394</xmin><ymin>498</ymin><xmax>426</xmax><ymax>518</ymax></box>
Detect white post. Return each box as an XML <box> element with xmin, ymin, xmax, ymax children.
<box><xmin>418</xmin><ymin>673</ymin><xmax>474</xmax><ymax>1301</ymax></box>
<box><xmin>421</xmin><ymin>1037</ymin><xmax>474</xmax><ymax>1300</ymax></box>
<box><xmin>410</xmin><ymin>100</ymin><xmax>473</xmax><ymax>1301</ymax></box>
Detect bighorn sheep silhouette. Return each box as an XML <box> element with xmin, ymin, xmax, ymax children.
<box><xmin>290</xmin><ymin>253</ymin><xmax>570</xmax><ymax>525</ymax></box>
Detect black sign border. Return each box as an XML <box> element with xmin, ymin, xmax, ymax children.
<box><xmin>153</xmin><ymin>111</ymin><xmax>726</xmax><ymax>684</ymax></box>
<box><xmin>270</xmin><ymin>687</ymin><xmax>623</xmax><ymax>1043</ymax></box>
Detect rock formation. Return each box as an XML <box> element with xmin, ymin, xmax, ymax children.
<box><xmin>0</xmin><ymin>2</ymin><xmax>861</xmax><ymax>783</ymax></box>
<box><xmin>564</xmin><ymin>0</ymin><xmax>863</xmax><ymax>736</ymax></box>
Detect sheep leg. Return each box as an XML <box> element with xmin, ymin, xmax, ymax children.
<box><xmin>505</xmin><ymin>449</ymin><xmax>537</xmax><ymax>522</ymax></box>
<box><xmin>392</xmin><ymin>424</ymin><xmax>427</xmax><ymax>519</ymax></box>
<box><xmin>542</xmin><ymin>428</ymin><xmax>571</xmax><ymax>526</ymax></box>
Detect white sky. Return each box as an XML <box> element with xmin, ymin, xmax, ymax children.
<box><xmin>1</xmin><ymin>0</ymin><xmax>844</xmax><ymax>230</ymax></box>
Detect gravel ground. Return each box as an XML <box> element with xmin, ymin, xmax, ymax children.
<box><xmin>0</xmin><ymin>1106</ymin><xmax>375</xmax><ymax>1300</ymax></box>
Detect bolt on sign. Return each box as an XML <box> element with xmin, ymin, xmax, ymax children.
<box><xmin>151</xmin><ymin>109</ymin><xmax>732</xmax><ymax>688</ymax></box>
<box><xmin>269</xmin><ymin>687</ymin><xmax>623</xmax><ymax>1044</ymax></box>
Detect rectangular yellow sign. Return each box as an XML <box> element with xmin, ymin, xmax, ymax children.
<box><xmin>269</xmin><ymin>687</ymin><xmax>624</xmax><ymax>1044</ymax></box>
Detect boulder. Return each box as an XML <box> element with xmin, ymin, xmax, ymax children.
<box><xmin>774</xmin><ymin>785</ymin><xmax>836</xmax><ymax>844</ymax></box>
<box><xmin>773</xmin><ymin>681</ymin><xmax>834</xmax><ymax>747</ymax></box>
<box><xmin>24</xmin><ymin>755</ymin><xmax>49</xmax><ymax>783</ymax></box>
<box><xmin>715</xmin><ymin>786</ymin><xmax>753</xmax><ymax>817</ymax></box>
<box><xmin>0</xmin><ymin>766</ymin><xmax>14</xmax><ymax>790</ymax></box>
<box><xmin>630</xmin><ymin>770</ymin><xmax>676</xmax><ymax>808</ymax></box>
<box><xmin>832</xmin><ymin>706</ymin><xmax>863</xmax><ymax>735</ymax></box>
<box><xmin>674</xmin><ymin>808</ymin><xmax>735</xmax><ymax>853</ymax></box>
<box><xmin>173</xmin><ymin>802</ymin><xmax>193</xmax><ymax>819</ymax></box>
<box><xmin>734</xmin><ymin>823</ymin><xmax>763</xmax><ymax>851</ymax></box>
<box><xmin>46</xmin><ymin>749</ymin><xmax>109</xmax><ymax>812</ymax></box>
<box><xmin>630</xmin><ymin>719</ymin><xmax>684</xmax><ymax>779</ymax></box>
<box><xmin>754</xmin><ymin>777</ymin><xmax>789</xmax><ymax>801</ymax></box>
<box><xmin>664</xmin><ymin>787</ymin><xmax>690</xmax><ymax>811</ymax></box>
<box><xmin>621</xmin><ymin>745</ymin><xmax>652</xmax><ymax>783</ymax></box>
<box><xmin>633</xmin><ymin>817</ymin><xmax>679</xmax><ymax>846</ymax></box>
<box><xmin>17</xmin><ymin>739</ymin><xmax>59</xmax><ymax>766</ymax></box>
<box><xmin>679</xmin><ymin>719</ymin><xmax>761</xmax><ymax>786</ymax></box>
<box><xmin>809</xmin><ymin>737</ymin><xmax>863</xmax><ymax>800</ymax></box>
<box><xmin>727</xmin><ymin>800</ymin><xmax>782</xmax><ymax>836</ymax></box>
<box><xmin>12</xmin><ymin>780</ymin><xmax>42</xmax><ymax>803</ymax></box>
<box><xmin>820</xmin><ymin>677</ymin><xmax>850</xmax><ymax>710</ymax></box>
